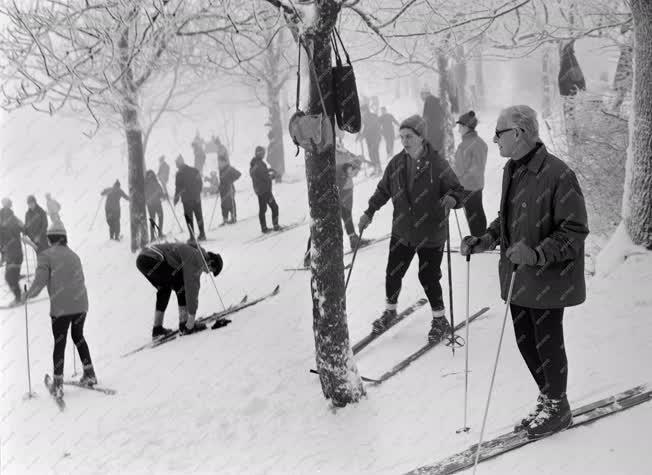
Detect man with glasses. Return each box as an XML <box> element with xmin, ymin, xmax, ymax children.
<box><xmin>461</xmin><ymin>105</ymin><xmax>589</xmax><ymax>440</ymax></box>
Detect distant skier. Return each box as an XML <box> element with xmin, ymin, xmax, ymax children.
<box><xmin>23</xmin><ymin>223</ymin><xmax>97</xmax><ymax>397</ymax></box>
<box><xmin>45</xmin><ymin>193</ymin><xmax>62</xmax><ymax>227</ymax></box>
<box><xmin>157</xmin><ymin>155</ymin><xmax>170</xmax><ymax>198</ymax></box>
<box><xmin>379</xmin><ymin>106</ymin><xmax>399</xmax><ymax>159</ymax></box>
<box><xmin>204</xmin><ymin>171</ymin><xmax>220</xmax><ymax>196</ymax></box>
<box><xmin>0</xmin><ymin>198</ymin><xmax>24</xmax><ymax>306</ymax></box>
<box><xmin>145</xmin><ymin>170</ymin><xmax>165</xmax><ymax>241</ymax></box>
<box><xmin>461</xmin><ymin>105</ymin><xmax>589</xmax><ymax>439</ymax></box>
<box><xmin>358</xmin><ymin>115</ymin><xmax>465</xmax><ymax>341</ymax></box>
<box><xmin>218</xmin><ymin>156</ymin><xmax>241</xmax><ymax>225</ymax></box>
<box><xmin>174</xmin><ymin>155</ymin><xmax>206</xmax><ymax>241</ymax></box>
<box><xmin>135</xmin><ymin>242</ymin><xmax>223</xmax><ymax>339</ymax></box>
<box><xmin>100</xmin><ymin>180</ymin><xmax>130</xmax><ymax>241</ymax></box>
<box><xmin>250</xmin><ymin>146</ymin><xmax>280</xmax><ymax>234</ymax></box>
<box><xmin>358</xmin><ymin>104</ymin><xmax>383</xmax><ymax>175</ymax></box>
<box><xmin>191</xmin><ymin>131</ymin><xmax>207</xmax><ymax>176</ymax></box>
<box><xmin>24</xmin><ymin>195</ymin><xmax>49</xmax><ymax>253</ymax></box>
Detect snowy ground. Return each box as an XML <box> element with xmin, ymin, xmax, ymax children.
<box><xmin>1</xmin><ymin>113</ymin><xmax>651</xmax><ymax>475</ymax></box>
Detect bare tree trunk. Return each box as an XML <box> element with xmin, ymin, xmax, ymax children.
<box><xmin>624</xmin><ymin>0</ymin><xmax>652</xmax><ymax>248</ymax></box>
<box><xmin>474</xmin><ymin>41</ymin><xmax>485</xmax><ymax>110</ymax></box>
<box><xmin>542</xmin><ymin>44</ymin><xmax>554</xmax><ymax>119</ymax></box>
<box><xmin>612</xmin><ymin>33</ymin><xmax>633</xmax><ymax>113</ymax></box>
<box><xmin>438</xmin><ymin>53</ymin><xmax>455</xmax><ymax>161</ymax></box>
<box><xmin>303</xmin><ymin>1</ymin><xmax>364</xmax><ymax>407</ymax></box>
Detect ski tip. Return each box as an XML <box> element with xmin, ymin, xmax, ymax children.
<box><xmin>272</xmin><ymin>284</ymin><xmax>280</xmax><ymax>294</ymax></box>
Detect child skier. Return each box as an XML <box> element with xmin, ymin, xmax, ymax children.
<box><xmin>218</xmin><ymin>156</ymin><xmax>241</xmax><ymax>225</ymax></box>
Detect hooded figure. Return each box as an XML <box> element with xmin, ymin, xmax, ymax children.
<box><xmin>100</xmin><ymin>180</ymin><xmax>129</xmax><ymax>241</ymax></box>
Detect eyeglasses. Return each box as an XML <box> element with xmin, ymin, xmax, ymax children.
<box><xmin>494</xmin><ymin>128</ymin><xmax>515</xmax><ymax>139</ymax></box>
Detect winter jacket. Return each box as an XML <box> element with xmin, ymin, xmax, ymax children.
<box><xmin>140</xmin><ymin>242</ymin><xmax>209</xmax><ymax>315</ymax></box>
<box><xmin>158</xmin><ymin>162</ymin><xmax>170</xmax><ymax>185</ymax></box>
<box><xmin>249</xmin><ymin>157</ymin><xmax>273</xmax><ymax>195</ymax></box>
<box><xmin>422</xmin><ymin>94</ymin><xmax>445</xmax><ymax>152</ymax></box>
<box><xmin>452</xmin><ymin>130</ymin><xmax>488</xmax><ymax>192</ymax></box>
<box><xmin>25</xmin><ymin>244</ymin><xmax>89</xmax><ymax>317</ymax></box>
<box><xmin>486</xmin><ymin>143</ymin><xmax>589</xmax><ymax>309</ymax></box>
<box><xmin>24</xmin><ymin>205</ymin><xmax>49</xmax><ymax>253</ymax></box>
<box><xmin>364</xmin><ymin>143</ymin><xmax>465</xmax><ymax>248</ymax></box>
<box><xmin>101</xmin><ymin>184</ymin><xmax>129</xmax><ymax>217</ymax></box>
<box><xmin>145</xmin><ymin>174</ymin><xmax>164</xmax><ymax>207</ymax></box>
<box><xmin>219</xmin><ymin>165</ymin><xmax>242</xmax><ymax>200</ymax></box>
<box><xmin>174</xmin><ymin>164</ymin><xmax>203</xmax><ymax>203</ymax></box>
<box><xmin>0</xmin><ymin>208</ymin><xmax>23</xmax><ymax>264</ymax></box>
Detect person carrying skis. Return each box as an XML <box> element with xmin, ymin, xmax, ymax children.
<box><xmin>145</xmin><ymin>170</ymin><xmax>165</xmax><ymax>240</ymax></box>
<box><xmin>45</xmin><ymin>193</ymin><xmax>62</xmax><ymax>227</ymax></box>
<box><xmin>250</xmin><ymin>146</ymin><xmax>280</xmax><ymax>234</ymax></box>
<box><xmin>461</xmin><ymin>105</ymin><xmax>589</xmax><ymax>439</ymax></box>
<box><xmin>135</xmin><ymin>242</ymin><xmax>223</xmax><ymax>339</ymax></box>
<box><xmin>157</xmin><ymin>155</ymin><xmax>170</xmax><ymax>198</ymax></box>
<box><xmin>24</xmin><ymin>195</ymin><xmax>49</xmax><ymax>253</ymax></box>
<box><xmin>0</xmin><ymin>198</ymin><xmax>24</xmax><ymax>306</ymax></box>
<box><xmin>174</xmin><ymin>155</ymin><xmax>206</xmax><ymax>241</ymax></box>
<box><xmin>452</xmin><ymin>110</ymin><xmax>488</xmax><ymax>236</ymax></box>
<box><xmin>379</xmin><ymin>106</ymin><xmax>399</xmax><ymax>159</ymax></box>
<box><xmin>358</xmin><ymin>115</ymin><xmax>465</xmax><ymax>342</ymax></box>
<box><xmin>23</xmin><ymin>223</ymin><xmax>97</xmax><ymax>397</ymax></box>
<box><xmin>100</xmin><ymin>180</ymin><xmax>130</xmax><ymax>241</ymax></box>
<box><xmin>218</xmin><ymin>155</ymin><xmax>241</xmax><ymax>225</ymax></box>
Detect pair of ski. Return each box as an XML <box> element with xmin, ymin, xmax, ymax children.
<box><xmin>285</xmin><ymin>263</ymin><xmax>352</xmax><ymax>272</ymax></box>
<box><xmin>405</xmin><ymin>383</ymin><xmax>652</xmax><ymax>475</ymax></box>
<box><xmin>121</xmin><ymin>284</ymin><xmax>281</xmax><ymax>357</ymax></box>
<box><xmin>343</xmin><ymin>233</ymin><xmax>392</xmax><ymax>256</ymax></box>
<box><xmin>44</xmin><ymin>374</ymin><xmax>117</xmax><ymax>411</ymax></box>
<box><xmin>245</xmin><ymin>218</ymin><xmax>306</xmax><ymax>244</ymax></box>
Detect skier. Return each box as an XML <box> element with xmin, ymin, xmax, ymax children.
<box><xmin>174</xmin><ymin>155</ymin><xmax>206</xmax><ymax>241</ymax></box>
<box><xmin>23</xmin><ymin>223</ymin><xmax>97</xmax><ymax>396</ymax></box>
<box><xmin>145</xmin><ymin>170</ymin><xmax>165</xmax><ymax>240</ymax></box>
<box><xmin>45</xmin><ymin>193</ymin><xmax>62</xmax><ymax>227</ymax></box>
<box><xmin>379</xmin><ymin>106</ymin><xmax>399</xmax><ymax>159</ymax></box>
<box><xmin>191</xmin><ymin>131</ymin><xmax>207</xmax><ymax>176</ymax></box>
<box><xmin>24</xmin><ymin>195</ymin><xmax>49</xmax><ymax>253</ymax></box>
<box><xmin>358</xmin><ymin>104</ymin><xmax>383</xmax><ymax>176</ymax></box>
<box><xmin>250</xmin><ymin>146</ymin><xmax>280</xmax><ymax>234</ymax></box>
<box><xmin>135</xmin><ymin>242</ymin><xmax>223</xmax><ymax>339</ymax></box>
<box><xmin>358</xmin><ymin>115</ymin><xmax>465</xmax><ymax>342</ymax></box>
<box><xmin>218</xmin><ymin>155</ymin><xmax>242</xmax><ymax>225</ymax></box>
<box><xmin>452</xmin><ymin>111</ymin><xmax>488</xmax><ymax>236</ymax></box>
<box><xmin>421</xmin><ymin>87</ymin><xmax>446</xmax><ymax>155</ymax></box>
<box><xmin>157</xmin><ymin>155</ymin><xmax>170</xmax><ymax>198</ymax></box>
<box><xmin>204</xmin><ymin>171</ymin><xmax>220</xmax><ymax>196</ymax></box>
<box><xmin>0</xmin><ymin>198</ymin><xmax>24</xmax><ymax>306</ymax></box>
<box><xmin>100</xmin><ymin>180</ymin><xmax>130</xmax><ymax>241</ymax></box>
<box><xmin>461</xmin><ymin>105</ymin><xmax>589</xmax><ymax>439</ymax></box>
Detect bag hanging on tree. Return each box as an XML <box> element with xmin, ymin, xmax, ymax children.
<box><xmin>289</xmin><ymin>40</ymin><xmax>334</xmax><ymax>156</ymax></box>
<box><xmin>331</xmin><ymin>28</ymin><xmax>361</xmax><ymax>134</ymax></box>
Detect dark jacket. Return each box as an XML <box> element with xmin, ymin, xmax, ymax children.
<box><xmin>174</xmin><ymin>164</ymin><xmax>203</xmax><ymax>203</ymax></box>
<box><xmin>0</xmin><ymin>208</ymin><xmax>23</xmax><ymax>264</ymax></box>
<box><xmin>25</xmin><ymin>205</ymin><xmax>49</xmax><ymax>253</ymax></box>
<box><xmin>364</xmin><ymin>143</ymin><xmax>465</xmax><ymax>248</ymax></box>
<box><xmin>145</xmin><ymin>172</ymin><xmax>164</xmax><ymax>207</ymax></box>
<box><xmin>362</xmin><ymin>111</ymin><xmax>382</xmax><ymax>142</ymax></box>
<box><xmin>101</xmin><ymin>182</ymin><xmax>129</xmax><ymax>216</ymax></box>
<box><xmin>219</xmin><ymin>165</ymin><xmax>242</xmax><ymax>200</ymax></box>
<box><xmin>379</xmin><ymin>113</ymin><xmax>398</xmax><ymax>139</ymax></box>
<box><xmin>140</xmin><ymin>242</ymin><xmax>210</xmax><ymax>315</ymax></box>
<box><xmin>158</xmin><ymin>161</ymin><xmax>170</xmax><ymax>185</ymax></box>
<box><xmin>249</xmin><ymin>157</ymin><xmax>272</xmax><ymax>195</ymax></box>
<box><xmin>486</xmin><ymin>144</ymin><xmax>589</xmax><ymax>309</ymax></box>
<box><xmin>422</xmin><ymin>94</ymin><xmax>445</xmax><ymax>152</ymax></box>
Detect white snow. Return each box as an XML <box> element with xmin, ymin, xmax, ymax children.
<box><xmin>1</xmin><ymin>106</ymin><xmax>651</xmax><ymax>475</ymax></box>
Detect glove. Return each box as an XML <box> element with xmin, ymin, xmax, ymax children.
<box><xmin>506</xmin><ymin>241</ymin><xmax>538</xmax><ymax>266</ymax></box>
<box><xmin>358</xmin><ymin>213</ymin><xmax>372</xmax><ymax>232</ymax></box>
<box><xmin>212</xmin><ymin>318</ymin><xmax>232</xmax><ymax>330</ymax></box>
<box><xmin>440</xmin><ymin>195</ymin><xmax>456</xmax><ymax>214</ymax></box>
<box><xmin>460</xmin><ymin>234</ymin><xmax>493</xmax><ymax>256</ymax></box>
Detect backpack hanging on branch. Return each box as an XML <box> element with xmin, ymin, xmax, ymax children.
<box><xmin>331</xmin><ymin>28</ymin><xmax>361</xmax><ymax>134</ymax></box>
<box><xmin>289</xmin><ymin>39</ymin><xmax>334</xmax><ymax>157</ymax></box>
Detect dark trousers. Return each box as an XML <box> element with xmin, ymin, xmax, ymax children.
<box><xmin>51</xmin><ymin>313</ymin><xmax>93</xmax><ymax>377</ymax></box>
<box><xmin>366</xmin><ymin>138</ymin><xmax>382</xmax><ymax>173</ymax></box>
<box><xmin>182</xmin><ymin>200</ymin><xmax>205</xmax><ymax>237</ymax></box>
<box><xmin>147</xmin><ymin>202</ymin><xmax>164</xmax><ymax>239</ymax></box>
<box><xmin>106</xmin><ymin>212</ymin><xmax>120</xmax><ymax>240</ymax></box>
<box><xmin>5</xmin><ymin>261</ymin><xmax>22</xmax><ymax>300</ymax></box>
<box><xmin>257</xmin><ymin>192</ymin><xmax>279</xmax><ymax>231</ymax></box>
<box><xmin>383</xmin><ymin>134</ymin><xmax>395</xmax><ymax>158</ymax></box>
<box><xmin>461</xmin><ymin>189</ymin><xmax>487</xmax><ymax>236</ymax></box>
<box><xmin>136</xmin><ymin>254</ymin><xmax>186</xmax><ymax>312</ymax></box>
<box><xmin>341</xmin><ymin>205</ymin><xmax>355</xmax><ymax>236</ymax></box>
<box><xmin>510</xmin><ymin>304</ymin><xmax>568</xmax><ymax>399</ymax></box>
<box><xmin>221</xmin><ymin>193</ymin><xmax>237</xmax><ymax>222</ymax></box>
<box><xmin>386</xmin><ymin>237</ymin><xmax>444</xmax><ymax>310</ymax></box>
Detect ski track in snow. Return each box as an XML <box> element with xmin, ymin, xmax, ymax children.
<box><xmin>1</xmin><ymin>107</ymin><xmax>651</xmax><ymax>475</ymax></box>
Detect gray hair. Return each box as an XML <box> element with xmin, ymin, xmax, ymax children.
<box><xmin>501</xmin><ymin>105</ymin><xmax>540</xmax><ymax>141</ymax></box>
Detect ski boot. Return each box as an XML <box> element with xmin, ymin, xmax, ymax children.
<box><xmin>514</xmin><ymin>393</ymin><xmax>549</xmax><ymax>432</ymax></box>
<box><xmin>372</xmin><ymin>309</ymin><xmax>397</xmax><ymax>335</ymax></box>
<box><xmin>49</xmin><ymin>374</ymin><xmax>64</xmax><ymax>398</ymax></box>
<box><xmin>179</xmin><ymin>321</ymin><xmax>207</xmax><ymax>335</ymax></box>
<box><xmin>261</xmin><ymin>227</ymin><xmax>271</xmax><ymax>234</ymax></box>
<box><xmin>273</xmin><ymin>224</ymin><xmax>282</xmax><ymax>231</ymax></box>
<box><xmin>427</xmin><ymin>315</ymin><xmax>451</xmax><ymax>344</ymax></box>
<box><xmin>197</xmin><ymin>233</ymin><xmax>207</xmax><ymax>242</ymax></box>
<box><xmin>79</xmin><ymin>365</ymin><xmax>98</xmax><ymax>387</ymax></box>
<box><xmin>526</xmin><ymin>396</ymin><xmax>572</xmax><ymax>439</ymax></box>
<box><xmin>152</xmin><ymin>325</ymin><xmax>174</xmax><ymax>340</ymax></box>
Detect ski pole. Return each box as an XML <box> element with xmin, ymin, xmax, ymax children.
<box><xmin>453</xmin><ymin>209</ymin><xmax>464</xmax><ymax>241</ymax></box>
<box><xmin>345</xmin><ymin>227</ymin><xmax>365</xmax><ymax>291</ymax></box>
<box><xmin>186</xmin><ymin>223</ymin><xmax>226</xmax><ymax>311</ymax></box>
<box><xmin>208</xmin><ymin>194</ymin><xmax>219</xmax><ymax>229</ymax></box>
<box><xmin>472</xmin><ymin>265</ymin><xmax>518</xmax><ymax>474</ymax></box>
<box><xmin>445</xmin><ymin>218</ymin><xmax>462</xmax><ymax>354</ymax></box>
<box><xmin>457</xmin><ymin>252</ymin><xmax>472</xmax><ymax>434</ymax></box>
<box><xmin>23</xmin><ymin>284</ymin><xmax>36</xmax><ymax>399</ymax></box>
<box><xmin>88</xmin><ymin>196</ymin><xmax>104</xmax><ymax>232</ymax></box>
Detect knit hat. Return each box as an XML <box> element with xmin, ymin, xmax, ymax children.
<box><xmin>207</xmin><ymin>252</ymin><xmax>223</xmax><ymax>276</ymax></box>
<box><xmin>47</xmin><ymin>222</ymin><xmax>67</xmax><ymax>237</ymax></box>
<box><xmin>456</xmin><ymin>110</ymin><xmax>478</xmax><ymax>129</ymax></box>
<box><xmin>399</xmin><ymin>115</ymin><xmax>426</xmax><ymax>137</ymax></box>
<box><xmin>255</xmin><ymin>146</ymin><xmax>265</xmax><ymax>155</ymax></box>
